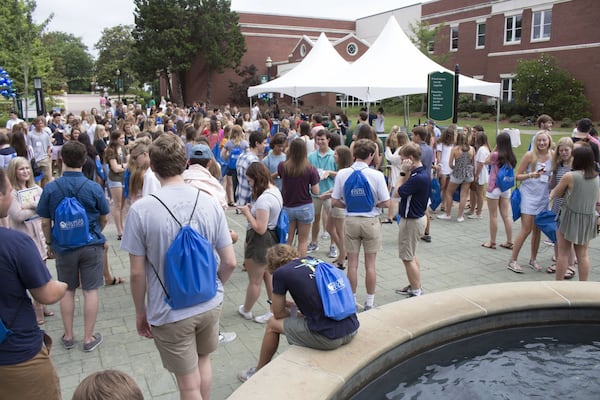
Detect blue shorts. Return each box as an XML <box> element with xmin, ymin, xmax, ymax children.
<box><xmin>284</xmin><ymin>203</ymin><xmax>315</xmax><ymax>225</ymax></box>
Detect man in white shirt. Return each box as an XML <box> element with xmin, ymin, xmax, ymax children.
<box><xmin>5</xmin><ymin>110</ymin><xmax>23</xmax><ymax>131</ymax></box>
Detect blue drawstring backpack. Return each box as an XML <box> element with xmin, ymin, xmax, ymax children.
<box><xmin>429</xmin><ymin>177</ymin><xmax>442</xmax><ymax>211</ymax></box>
<box><xmin>496</xmin><ymin>164</ymin><xmax>515</xmax><ymax>192</ymax></box>
<box><xmin>304</xmin><ymin>257</ymin><xmax>356</xmax><ymax>321</ymax></box>
<box><xmin>265</xmin><ymin>191</ymin><xmax>289</xmax><ymax>243</ymax></box>
<box><xmin>511</xmin><ymin>186</ymin><xmax>521</xmax><ymax>221</ymax></box>
<box><xmin>123</xmin><ymin>168</ymin><xmax>130</xmax><ymax>199</ymax></box>
<box><xmin>95</xmin><ymin>158</ymin><xmax>106</xmax><ymax>181</ymax></box>
<box><xmin>344</xmin><ymin>166</ymin><xmax>375</xmax><ymax>212</ymax></box>
<box><xmin>52</xmin><ymin>180</ymin><xmax>93</xmax><ymax>248</ymax></box>
<box><xmin>535</xmin><ymin>210</ymin><xmax>557</xmax><ymax>244</ymax></box>
<box><xmin>150</xmin><ymin>190</ymin><xmax>218</xmax><ymax>310</ymax></box>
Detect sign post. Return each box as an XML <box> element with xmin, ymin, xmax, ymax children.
<box><xmin>427</xmin><ymin>72</ymin><xmax>454</xmax><ymax>121</ymax></box>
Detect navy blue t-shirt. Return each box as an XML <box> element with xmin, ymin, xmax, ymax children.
<box><xmin>37</xmin><ymin>171</ymin><xmax>110</xmax><ymax>254</ymax></box>
<box><xmin>273</xmin><ymin>257</ymin><xmax>359</xmax><ymax>340</ymax></box>
<box><xmin>0</xmin><ymin>228</ymin><xmax>51</xmax><ymax>365</ymax></box>
<box><xmin>397</xmin><ymin>166</ymin><xmax>430</xmax><ymax>219</ymax></box>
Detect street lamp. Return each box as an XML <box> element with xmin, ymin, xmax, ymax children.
<box><xmin>265</xmin><ymin>57</ymin><xmax>272</xmax><ymax>104</ymax></box>
<box><xmin>116</xmin><ymin>69</ymin><xmax>121</xmax><ymax>102</ymax></box>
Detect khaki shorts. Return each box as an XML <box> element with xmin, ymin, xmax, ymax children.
<box><xmin>284</xmin><ymin>316</ymin><xmax>356</xmax><ymax>350</ymax></box>
<box><xmin>37</xmin><ymin>157</ymin><xmax>51</xmax><ymax>177</ymax></box>
<box><xmin>398</xmin><ymin>216</ymin><xmax>427</xmax><ymax>261</ymax></box>
<box><xmin>151</xmin><ymin>305</ymin><xmax>221</xmax><ymax>376</ymax></box>
<box><xmin>0</xmin><ymin>334</ymin><xmax>61</xmax><ymax>400</ymax></box>
<box><xmin>312</xmin><ymin>197</ymin><xmax>331</xmax><ymax>216</ymax></box>
<box><xmin>330</xmin><ymin>206</ymin><xmax>346</xmax><ymax>219</ymax></box>
<box><xmin>344</xmin><ymin>216</ymin><xmax>381</xmax><ymax>254</ymax></box>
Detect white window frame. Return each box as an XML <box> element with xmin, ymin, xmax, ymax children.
<box><xmin>531</xmin><ymin>9</ymin><xmax>552</xmax><ymax>42</ymax></box>
<box><xmin>504</xmin><ymin>14</ymin><xmax>522</xmax><ymax>45</ymax></box>
<box><xmin>450</xmin><ymin>25</ymin><xmax>459</xmax><ymax>51</ymax></box>
<box><xmin>476</xmin><ymin>21</ymin><xmax>486</xmax><ymax>49</ymax></box>
<box><xmin>427</xmin><ymin>40</ymin><xmax>435</xmax><ymax>54</ymax></box>
<box><xmin>500</xmin><ymin>74</ymin><xmax>516</xmax><ymax>102</ymax></box>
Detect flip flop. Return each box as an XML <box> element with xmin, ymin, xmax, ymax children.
<box><xmin>499</xmin><ymin>242</ymin><xmax>513</xmax><ymax>250</ymax></box>
<box><xmin>481</xmin><ymin>242</ymin><xmax>496</xmax><ymax>249</ymax></box>
<box><xmin>507</xmin><ymin>260</ymin><xmax>524</xmax><ymax>274</ymax></box>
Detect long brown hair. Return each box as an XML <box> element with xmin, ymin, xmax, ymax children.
<box><xmin>246</xmin><ymin>162</ymin><xmax>273</xmax><ymax>200</ymax></box>
<box><xmin>283</xmin><ymin>138</ymin><xmax>311</xmax><ymax>177</ymax></box>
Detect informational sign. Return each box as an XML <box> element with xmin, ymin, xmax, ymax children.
<box><xmin>260</xmin><ymin>75</ymin><xmax>268</xmax><ymax>84</ymax></box>
<box><xmin>427</xmin><ymin>72</ymin><xmax>454</xmax><ymax>121</ymax></box>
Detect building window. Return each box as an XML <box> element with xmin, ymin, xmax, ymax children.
<box><xmin>346</xmin><ymin>42</ymin><xmax>358</xmax><ymax>56</ymax></box>
<box><xmin>299</xmin><ymin>44</ymin><xmax>306</xmax><ymax>57</ymax></box>
<box><xmin>427</xmin><ymin>40</ymin><xmax>435</xmax><ymax>53</ymax></box>
<box><xmin>502</xmin><ymin>77</ymin><xmax>515</xmax><ymax>102</ymax></box>
<box><xmin>505</xmin><ymin>15</ymin><xmax>522</xmax><ymax>44</ymax></box>
<box><xmin>476</xmin><ymin>22</ymin><xmax>486</xmax><ymax>48</ymax></box>
<box><xmin>450</xmin><ymin>26</ymin><xmax>459</xmax><ymax>51</ymax></box>
<box><xmin>532</xmin><ymin>9</ymin><xmax>552</xmax><ymax>41</ymax></box>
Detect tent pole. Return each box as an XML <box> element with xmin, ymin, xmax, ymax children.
<box><xmin>496</xmin><ymin>97</ymin><xmax>501</xmax><ymax>136</ymax></box>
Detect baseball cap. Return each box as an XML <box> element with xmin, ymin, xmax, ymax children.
<box><xmin>190</xmin><ymin>144</ymin><xmax>212</xmax><ymax>160</ymax></box>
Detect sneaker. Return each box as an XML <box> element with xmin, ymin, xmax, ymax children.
<box><xmin>437</xmin><ymin>214</ymin><xmax>452</xmax><ymax>220</ymax></box>
<box><xmin>254</xmin><ymin>311</ymin><xmax>273</xmax><ymax>324</ymax></box>
<box><xmin>328</xmin><ymin>245</ymin><xmax>338</xmax><ymax>259</ymax></box>
<box><xmin>321</xmin><ymin>232</ymin><xmax>330</xmax><ymax>240</ymax></box>
<box><xmin>218</xmin><ymin>331</ymin><xmax>237</xmax><ymax>344</ymax></box>
<box><xmin>395</xmin><ymin>285</ymin><xmax>411</xmax><ymax>295</ymax></box>
<box><xmin>456</xmin><ymin>216</ymin><xmax>465</xmax><ymax>223</ymax></box>
<box><xmin>407</xmin><ymin>288</ymin><xmax>423</xmax><ymax>297</ymax></box>
<box><xmin>307</xmin><ymin>242</ymin><xmax>319</xmax><ymax>253</ymax></box>
<box><xmin>237</xmin><ymin>305</ymin><xmax>253</xmax><ymax>320</ymax></box>
<box><xmin>363</xmin><ymin>302</ymin><xmax>377</xmax><ymax>311</ymax></box>
<box><xmin>61</xmin><ymin>335</ymin><xmax>75</xmax><ymax>350</ymax></box>
<box><xmin>238</xmin><ymin>366</ymin><xmax>257</xmax><ymax>382</ymax></box>
<box><xmin>420</xmin><ymin>235</ymin><xmax>432</xmax><ymax>243</ymax></box>
<box><xmin>83</xmin><ymin>333</ymin><xmax>103</xmax><ymax>352</ymax></box>
<box><xmin>468</xmin><ymin>214</ymin><xmax>482</xmax><ymax>219</ymax></box>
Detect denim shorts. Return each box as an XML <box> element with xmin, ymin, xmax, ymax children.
<box><xmin>284</xmin><ymin>203</ymin><xmax>315</xmax><ymax>225</ymax></box>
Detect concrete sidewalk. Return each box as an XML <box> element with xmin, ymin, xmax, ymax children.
<box><xmin>44</xmin><ymin>205</ymin><xmax>600</xmax><ymax>399</ymax></box>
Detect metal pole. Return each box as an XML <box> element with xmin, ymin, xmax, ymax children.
<box><xmin>453</xmin><ymin>64</ymin><xmax>459</xmax><ymax>124</ymax></box>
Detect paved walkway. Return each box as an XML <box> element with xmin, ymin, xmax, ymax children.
<box><xmin>44</xmin><ymin>205</ymin><xmax>600</xmax><ymax>399</ymax></box>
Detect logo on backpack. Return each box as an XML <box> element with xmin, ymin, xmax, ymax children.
<box><xmin>150</xmin><ymin>190</ymin><xmax>218</xmax><ymax>310</ymax></box>
<box><xmin>303</xmin><ymin>257</ymin><xmax>356</xmax><ymax>321</ymax></box>
<box><xmin>343</xmin><ymin>167</ymin><xmax>375</xmax><ymax>212</ymax></box>
<box><xmin>496</xmin><ymin>163</ymin><xmax>515</xmax><ymax>192</ymax></box>
<box><xmin>52</xmin><ymin>180</ymin><xmax>93</xmax><ymax>249</ymax></box>
<box><xmin>228</xmin><ymin>145</ymin><xmax>243</xmax><ymax>170</ymax></box>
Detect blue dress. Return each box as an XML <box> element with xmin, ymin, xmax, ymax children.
<box><xmin>519</xmin><ymin>158</ymin><xmax>552</xmax><ymax>215</ymax></box>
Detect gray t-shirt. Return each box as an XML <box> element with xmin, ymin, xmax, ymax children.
<box><xmin>249</xmin><ymin>187</ymin><xmax>283</xmax><ymax>230</ymax></box>
<box><xmin>121</xmin><ymin>184</ymin><xmax>232</xmax><ymax>326</ymax></box>
<box><xmin>27</xmin><ymin>130</ymin><xmax>52</xmax><ymax>161</ymax></box>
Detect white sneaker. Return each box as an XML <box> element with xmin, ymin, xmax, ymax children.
<box><xmin>437</xmin><ymin>214</ymin><xmax>452</xmax><ymax>220</ymax></box>
<box><xmin>218</xmin><ymin>331</ymin><xmax>237</xmax><ymax>344</ymax></box>
<box><xmin>237</xmin><ymin>305</ymin><xmax>253</xmax><ymax>320</ymax></box>
<box><xmin>456</xmin><ymin>216</ymin><xmax>465</xmax><ymax>222</ymax></box>
<box><xmin>321</xmin><ymin>232</ymin><xmax>330</xmax><ymax>240</ymax></box>
<box><xmin>254</xmin><ymin>311</ymin><xmax>273</xmax><ymax>324</ymax></box>
<box><xmin>307</xmin><ymin>242</ymin><xmax>319</xmax><ymax>253</ymax></box>
<box><xmin>328</xmin><ymin>245</ymin><xmax>338</xmax><ymax>259</ymax></box>
<box><xmin>238</xmin><ymin>366</ymin><xmax>257</xmax><ymax>382</ymax></box>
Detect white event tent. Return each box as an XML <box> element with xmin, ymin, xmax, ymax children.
<box><xmin>248</xmin><ymin>16</ymin><xmax>501</xmax><ymax>102</ymax></box>
<box><xmin>247</xmin><ymin>33</ymin><xmax>350</xmax><ymax>99</ymax></box>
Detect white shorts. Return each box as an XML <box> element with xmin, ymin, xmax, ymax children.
<box><xmin>486</xmin><ymin>187</ymin><xmax>511</xmax><ymax>200</ymax></box>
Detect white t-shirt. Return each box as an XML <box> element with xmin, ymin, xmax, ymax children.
<box><xmin>332</xmin><ymin>161</ymin><xmax>390</xmax><ymax>217</ymax></box>
<box><xmin>249</xmin><ymin>187</ymin><xmax>283</xmax><ymax>230</ymax></box>
<box><xmin>436</xmin><ymin>144</ymin><xmax>453</xmax><ymax>176</ymax></box>
<box><xmin>475</xmin><ymin>146</ymin><xmax>490</xmax><ymax>185</ymax></box>
<box><xmin>121</xmin><ymin>184</ymin><xmax>231</xmax><ymax>326</ymax></box>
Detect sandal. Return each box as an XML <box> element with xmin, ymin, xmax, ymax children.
<box><xmin>105</xmin><ymin>276</ymin><xmax>125</xmax><ymax>286</ymax></box>
<box><xmin>481</xmin><ymin>242</ymin><xmax>496</xmax><ymax>249</ymax></box>
<box><xmin>507</xmin><ymin>260</ymin><xmax>524</xmax><ymax>274</ymax></box>
<box><xmin>547</xmin><ymin>264</ymin><xmax>575</xmax><ymax>279</ymax></box>
<box><xmin>528</xmin><ymin>259</ymin><xmax>543</xmax><ymax>272</ymax></box>
<box><xmin>499</xmin><ymin>242</ymin><xmax>513</xmax><ymax>250</ymax></box>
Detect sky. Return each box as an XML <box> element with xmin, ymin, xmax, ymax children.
<box><xmin>32</xmin><ymin>0</ymin><xmax>421</xmax><ymax>58</ymax></box>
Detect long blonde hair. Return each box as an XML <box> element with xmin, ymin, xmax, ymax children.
<box><xmin>7</xmin><ymin>157</ymin><xmax>35</xmax><ymax>189</ymax></box>
<box><xmin>529</xmin><ymin>130</ymin><xmax>554</xmax><ymax>171</ymax></box>
<box><xmin>551</xmin><ymin>136</ymin><xmax>573</xmax><ymax>171</ymax></box>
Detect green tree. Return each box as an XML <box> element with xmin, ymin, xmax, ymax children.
<box><xmin>228</xmin><ymin>64</ymin><xmax>260</xmax><ymax>105</ymax></box>
<box><xmin>95</xmin><ymin>25</ymin><xmax>136</xmax><ymax>94</ymax></box>
<box><xmin>513</xmin><ymin>54</ymin><xmax>590</xmax><ymax>120</ymax></box>
<box><xmin>42</xmin><ymin>32</ymin><xmax>94</xmax><ymax>92</ymax></box>
<box><xmin>0</xmin><ymin>0</ymin><xmax>52</xmax><ymax>113</ymax></box>
<box><xmin>132</xmin><ymin>0</ymin><xmax>245</xmax><ymax>105</ymax></box>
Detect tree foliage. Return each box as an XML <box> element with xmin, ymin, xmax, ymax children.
<box><xmin>42</xmin><ymin>32</ymin><xmax>94</xmax><ymax>92</ymax></box>
<box><xmin>94</xmin><ymin>25</ymin><xmax>136</xmax><ymax>93</ymax></box>
<box><xmin>132</xmin><ymin>0</ymin><xmax>245</xmax><ymax>105</ymax></box>
<box><xmin>409</xmin><ymin>21</ymin><xmax>449</xmax><ymax>65</ymax></box>
<box><xmin>228</xmin><ymin>64</ymin><xmax>260</xmax><ymax>105</ymax></box>
<box><xmin>513</xmin><ymin>54</ymin><xmax>590</xmax><ymax>120</ymax></box>
<box><xmin>0</xmin><ymin>0</ymin><xmax>52</xmax><ymax>102</ymax></box>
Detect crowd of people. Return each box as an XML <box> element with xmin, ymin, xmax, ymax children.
<box><xmin>1</xmin><ymin>98</ymin><xmax>598</xmax><ymax>399</ymax></box>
